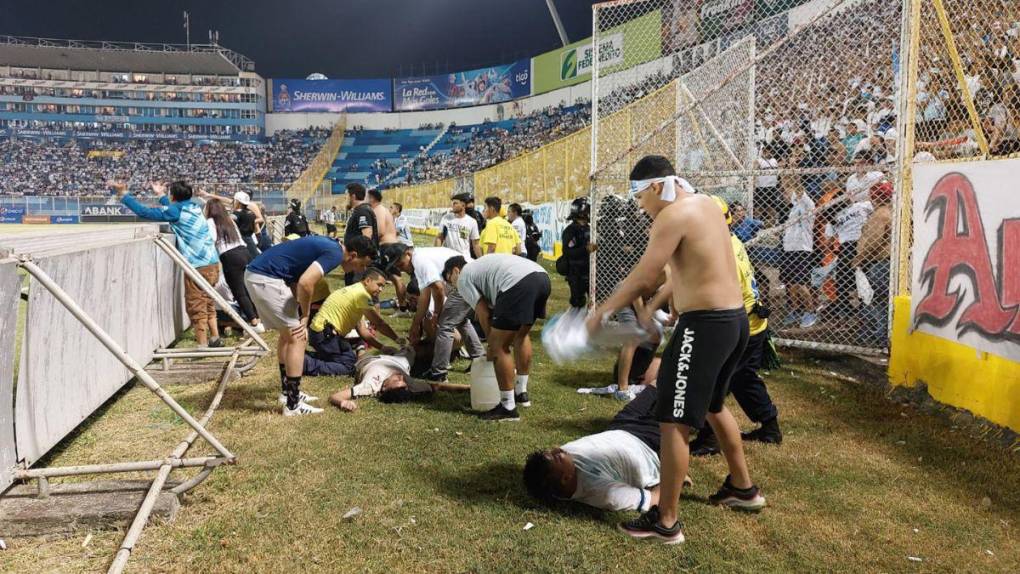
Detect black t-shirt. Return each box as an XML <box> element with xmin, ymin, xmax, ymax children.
<box><xmin>285</xmin><ymin>212</ymin><xmax>310</xmax><ymax>236</ymax></box>
<box><xmin>234</xmin><ymin>208</ymin><xmax>256</xmax><ymax>236</ymax></box>
<box><xmin>344</xmin><ymin>203</ymin><xmax>378</xmax><ymax>246</ymax></box>
<box><xmin>466</xmin><ymin>208</ymin><xmax>486</xmax><ymax>232</ymax></box>
<box><xmin>606</xmin><ymin>386</ymin><xmax>660</xmax><ymax>452</ymax></box>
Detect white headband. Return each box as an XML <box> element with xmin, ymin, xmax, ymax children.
<box><xmin>628</xmin><ymin>176</ymin><xmax>697</xmax><ymax>202</ymax></box>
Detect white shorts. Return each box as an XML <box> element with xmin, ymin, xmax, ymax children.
<box><xmin>244</xmin><ymin>271</ymin><xmax>300</xmax><ymax>330</ymax></box>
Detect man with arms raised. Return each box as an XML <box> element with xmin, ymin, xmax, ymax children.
<box><xmin>435</xmin><ymin>193</ymin><xmax>481</xmax><ymax>259</ymax></box>
<box><xmin>451</xmin><ymin>254</ymin><xmax>550</xmax><ymax>421</ymax></box>
<box><xmin>587</xmin><ymin>155</ymin><xmax>765</xmax><ymax>544</ymax></box>
<box><xmin>245</xmin><ymin>235</ymin><xmax>376</xmax><ymax>416</ymax></box>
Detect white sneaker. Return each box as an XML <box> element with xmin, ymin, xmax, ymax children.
<box><xmin>252</xmin><ymin>322</ymin><xmax>266</xmax><ymax>334</ymax></box>
<box><xmin>613</xmin><ymin>389</ymin><xmax>637</xmax><ymax>401</ymax></box>
<box><xmin>278</xmin><ymin>391</ymin><xmax>320</xmax><ymax>405</ymax></box>
<box><xmin>282</xmin><ymin>401</ymin><xmax>324</xmax><ymax>416</ymax></box>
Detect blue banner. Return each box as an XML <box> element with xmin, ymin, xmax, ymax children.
<box><xmin>394</xmin><ymin>60</ymin><xmax>531</xmax><ymax>111</ymax></box>
<box><xmin>0</xmin><ymin>215</ymin><xmax>22</xmax><ymax>224</ymax></box>
<box><xmin>272</xmin><ymin>79</ymin><xmax>392</xmax><ymax>113</ymax></box>
<box><xmin>50</xmin><ymin>215</ymin><xmax>80</xmax><ymax>224</ymax></box>
<box><xmin>0</xmin><ymin>206</ymin><xmax>25</xmax><ymax>217</ymax></box>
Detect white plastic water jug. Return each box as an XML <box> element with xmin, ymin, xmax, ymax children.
<box><xmin>470</xmin><ymin>358</ymin><xmax>500</xmax><ymax>412</ymax></box>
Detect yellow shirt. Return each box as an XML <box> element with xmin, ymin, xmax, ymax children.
<box><xmin>730</xmin><ymin>235</ymin><xmax>768</xmax><ymax>336</ymax></box>
<box><xmin>478</xmin><ymin>216</ymin><xmax>521</xmax><ymax>254</ymax></box>
<box><xmin>310</xmin><ymin>282</ymin><xmax>373</xmax><ymax>334</ymax></box>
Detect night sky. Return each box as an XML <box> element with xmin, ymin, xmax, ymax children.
<box><xmin>3</xmin><ymin>0</ymin><xmax>600</xmax><ymax>79</ymax></box>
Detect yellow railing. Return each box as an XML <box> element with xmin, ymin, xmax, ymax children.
<box><xmin>391</xmin><ymin>81</ymin><xmax>680</xmax><ymax>209</ymax></box>
<box><xmin>287</xmin><ymin>115</ymin><xmax>346</xmax><ymax>206</ymax></box>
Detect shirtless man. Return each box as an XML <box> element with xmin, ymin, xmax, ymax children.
<box><xmin>369</xmin><ymin>188</ymin><xmax>408</xmax><ymax>309</ymax></box>
<box><xmin>587</xmin><ymin>155</ymin><xmax>765</xmax><ymax>545</ymax></box>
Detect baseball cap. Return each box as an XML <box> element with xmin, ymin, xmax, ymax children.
<box><xmin>380</xmin><ymin>243</ymin><xmax>412</xmax><ymax>275</ymax></box>
<box><xmin>233</xmin><ymin>191</ymin><xmax>251</xmax><ymax>206</ymax></box>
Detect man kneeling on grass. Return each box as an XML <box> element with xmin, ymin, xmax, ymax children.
<box><xmin>328</xmin><ymin>346</ymin><xmax>469</xmax><ymax>412</ymax></box>
<box><xmin>523</xmin><ymin>386</ymin><xmax>692</xmax><ymax>512</ymax></box>
<box><xmin>303</xmin><ymin>267</ymin><xmax>406</xmax><ymax>377</ymax></box>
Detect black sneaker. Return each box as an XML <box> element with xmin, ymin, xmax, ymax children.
<box><xmin>741</xmin><ymin>418</ymin><xmax>783</xmax><ymax>445</ymax></box>
<box><xmin>479</xmin><ymin>403</ymin><xmax>520</xmax><ymax>422</ymax></box>
<box><xmin>617</xmin><ymin>505</ymin><xmax>685</xmax><ymax>544</ymax></box>
<box><xmin>690</xmin><ymin>430</ymin><xmax>720</xmax><ymax>457</ymax></box>
<box><xmin>207</xmin><ymin>338</ymin><xmax>224</xmax><ymax>348</ymax></box>
<box><xmin>708</xmin><ymin>475</ymin><xmax>766</xmax><ymax>511</ymax></box>
<box><xmin>419</xmin><ymin>369</ymin><xmax>448</xmax><ymax>384</ymax></box>
<box><xmin>515</xmin><ymin>392</ymin><xmax>531</xmax><ymax>408</ymax></box>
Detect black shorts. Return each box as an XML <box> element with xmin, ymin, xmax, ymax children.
<box><xmin>491</xmin><ymin>272</ymin><xmax>551</xmax><ymax>331</ymax></box>
<box><xmin>655</xmin><ymin>307</ymin><xmax>750</xmax><ymax>428</ymax></box>
<box><xmin>780</xmin><ymin>250</ymin><xmax>817</xmax><ymax>286</ymax></box>
<box><xmin>325</xmin><ymin>223</ymin><xmax>337</xmax><ymax>234</ymax></box>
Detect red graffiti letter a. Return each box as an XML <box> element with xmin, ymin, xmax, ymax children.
<box><xmin>914</xmin><ymin>173</ymin><xmax>1014</xmax><ymax>336</ymax></box>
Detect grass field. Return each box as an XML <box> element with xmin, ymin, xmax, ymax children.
<box><xmin>2</xmin><ymin>232</ymin><xmax>1019</xmax><ymax>573</ymax></box>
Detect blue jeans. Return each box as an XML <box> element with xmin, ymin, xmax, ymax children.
<box><xmin>860</xmin><ymin>260</ymin><xmax>890</xmax><ymax>346</ymax></box>
<box><xmin>303</xmin><ymin>328</ymin><xmax>357</xmax><ymax>376</ymax></box>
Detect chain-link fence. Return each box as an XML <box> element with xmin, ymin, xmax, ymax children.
<box><xmin>591</xmin><ymin>0</ymin><xmax>905</xmax><ymax>354</ymax></box>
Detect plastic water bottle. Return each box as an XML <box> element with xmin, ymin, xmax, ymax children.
<box><xmin>470</xmin><ymin>358</ymin><xmax>501</xmax><ymax>412</ymax></box>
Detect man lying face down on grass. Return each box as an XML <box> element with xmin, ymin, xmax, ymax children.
<box><xmin>328</xmin><ymin>343</ymin><xmax>470</xmax><ymax>412</ymax></box>
<box><xmin>523</xmin><ymin>385</ymin><xmax>691</xmax><ymax>512</ymax></box>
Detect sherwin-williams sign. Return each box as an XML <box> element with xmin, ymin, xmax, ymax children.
<box><xmin>533</xmin><ymin>9</ymin><xmax>663</xmax><ymax>95</ymax></box>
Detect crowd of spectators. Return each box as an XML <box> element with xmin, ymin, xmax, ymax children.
<box><xmin>0</xmin><ymin>128</ymin><xmax>327</xmax><ymax>196</ymax></box>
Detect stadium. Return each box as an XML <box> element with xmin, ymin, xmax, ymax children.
<box><xmin>1</xmin><ymin>0</ymin><xmax>1018</xmax><ymax>571</ymax></box>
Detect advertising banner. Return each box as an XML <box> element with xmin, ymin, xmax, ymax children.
<box><xmin>3</xmin><ymin>127</ymin><xmax>256</xmax><ymax>142</ymax></box>
<box><xmin>50</xmin><ymin>215</ymin><xmax>80</xmax><ymax>224</ymax></box>
<box><xmin>662</xmin><ymin>1</ymin><xmax>700</xmax><ymax>55</ymax></box>
<box><xmin>698</xmin><ymin>0</ymin><xmax>755</xmax><ymax>42</ymax></box>
<box><xmin>80</xmin><ymin>202</ymin><xmax>139</xmax><ymax>223</ymax></box>
<box><xmin>271</xmin><ymin>78</ymin><xmax>392</xmax><ymax>113</ymax></box>
<box><xmin>0</xmin><ymin>215</ymin><xmax>22</xmax><ymax>224</ymax></box>
<box><xmin>393</xmin><ymin>60</ymin><xmax>531</xmax><ymax>111</ymax></box>
<box><xmin>22</xmin><ymin>215</ymin><xmax>50</xmax><ymax>224</ymax></box>
<box><xmin>911</xmin><ymin>159</ymin><xmax>1020</xmax><ymax>362</ymax></box>
<box><xmin>532</xmin><ymin>9</ymin><xmax>663</xmax><ymax>95</ymax></box>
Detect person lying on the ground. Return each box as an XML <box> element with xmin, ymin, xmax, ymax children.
<box><xmin>523</xmin><ymin>385</ymin><xmax>692</xmax><ymax>512</ymax></box>
<box><xmin>328</xmin><ymin>345</ymin><xmax>469</xmax><ymax>412</ymax></box>
<box><xmin>304</xmin><ymin>268</ymin><xmax>405</xmax><ymax>377</ymax></box>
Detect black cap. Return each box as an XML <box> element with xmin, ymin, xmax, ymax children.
<box><xmin>380</xmin><ymin>243</ymin><xmax>411</xmax><ymax>275</ymax></box>
<box><xmin>452</xmin><ymin>192</ymin><xmax>473</xmax><ymax>203</ymax></box>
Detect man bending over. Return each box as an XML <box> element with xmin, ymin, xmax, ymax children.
<box><xmin>587</xmin><ymin>155</ymin><xmax>765</xmax><ymax>544</ymax></box>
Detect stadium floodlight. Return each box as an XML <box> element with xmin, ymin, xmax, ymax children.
<box><xmin>306</xmin><ymin>73</ymin><xmax>328</xmax><ymax>80</ymax></box>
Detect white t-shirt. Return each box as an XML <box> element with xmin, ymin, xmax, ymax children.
<box><xmin>756</xmin><ymin>157</ymin><xmax>779</xmax><ymax>188</ymax></box>
<box><xmin>783</xmin><ymin>193</ymin><xmax>815</xmax><ymax>252</ymax></box>
<box><xmin>562</xmin><ymin>429</ymin><xmax>660</xmax><ymax>512</ymax></box>
<box><xmin>511</xmin><ymin>217</ymin><xmax>527</xmax><ymax>244</ymax></box>
<box><xmin>206</xmin><ymin>218</ymin><xmax>246</xmax><ymax>255</ymax></box>
<box><xmin>323</xmin><ymin>210</ymin><xmax>337</xmax><ymax>225</ymax></box>
<box><xmin>350</xmin><ymin>348</ymin><xmax>432</xmax><ymax>398</ymax></box>
<box><xmin>439</xmin><ymin>213</ymin><xmax>479</xmax><ymax>259</ymax></box>
<box><xmin>411</xmin><ymin>246</ymin><xmax>462</xmax><ymax>290</ymax></box>
<box><xmin>845</xmin><ymin>171</ymin><xmax>885</xmax><ymax>203</ymax></box>
<box><xmin>828</xmin><ymin>200</ymin><xmax>874</xmax><ymax>244</ymax></box>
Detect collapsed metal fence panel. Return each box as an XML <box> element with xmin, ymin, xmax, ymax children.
<box><xmin>0</xmin><ymin>260</ymin><xmax>20</xmax><ymax>491</ymax></box>
<box><xmin>14</xmin><ymin>238</ymin><xmax>183</xmax><ymax>466</ymax></box>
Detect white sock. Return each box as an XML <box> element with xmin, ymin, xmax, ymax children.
<box><xmin>500</xmin><ymin>390</ymin><xmax>516</xmax><ymax>411</ymax></box>
<box><xmin>515</xmin><ymin>375</ymin><xmax>529</xmax><ymax>394</ymax></box>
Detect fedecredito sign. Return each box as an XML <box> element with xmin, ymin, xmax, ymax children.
<box><xmin>560</xmin><ymin>34</ymin><xmax>625</xmax><ymax>83</ymax></box>
<box><xmin>911</xmin><ymin>159</ymin><xmax>1020</xmax><ymax>362</ymax></box>
<box><xmin>271</xmin><ymin>78</ymin><xmax>392</xmax><ymax>113</ymax></box>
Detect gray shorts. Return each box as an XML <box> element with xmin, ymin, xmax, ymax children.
<box><xmin>244</xmin><ymin>271</ymin><xmax>300</xmax><ymax>330</ymax></box>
